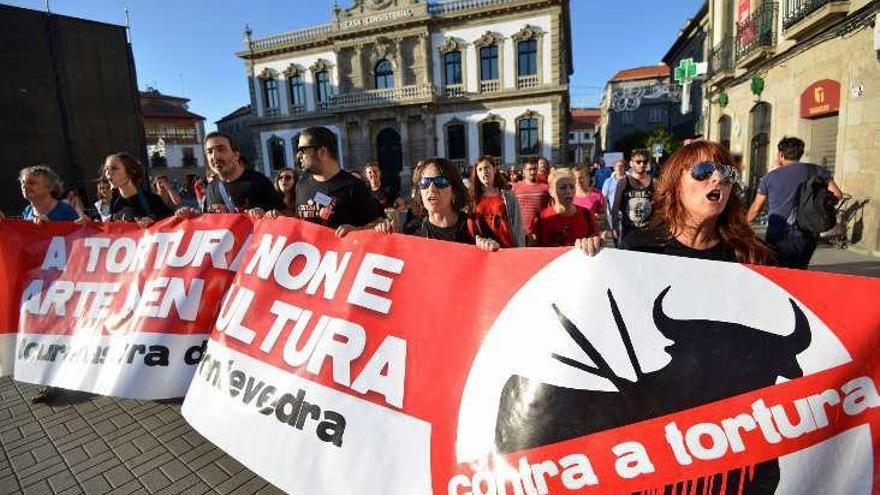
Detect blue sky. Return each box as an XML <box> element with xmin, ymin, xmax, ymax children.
<box><xmin>5</xmin><ymin>0</ymin><xmax>703</xmax><ymax>130</ymax></box>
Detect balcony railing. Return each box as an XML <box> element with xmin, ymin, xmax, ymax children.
<box><xmin>480</xmin><ymin>79</ymin><xmax>501</xmax><ymax>93</ymax></box>
<box><xmin>710</xmin><ymin>35</ymin><xmax>735</xmax><ymax>76</ymax></box>
<box><xmin>289</xmin><ymin>105</ymin><xmax>306</xmax><ymax>116</ymax></box>
<box><xmin>444</xmin><ymin>84</ymin><xmax>465</xmax><ymax>98</ymax></box>
<box><xmin>782</xmin><ymin>0</ymin><xmax>846</xmax><ymax>29</ymax></box>
<box><xmin>517</xmin><ymin>75</ymin><xmax>539</xmax><ymax>89</ymax></box>
<box><xmin>428</xmin><ymin>0</ymin><xmax>516</xmax><ymax>15</ymax></box>
<box><xmin>450</xmin><ymin>158</ymin><xmax>469</xmax><ymax>174</ymax></box>
<box><xmin>264</xmin><ymin>107</ymin><xmax>280</xmax><ymax>117</ymax></box>
<box><xmin>735</xmin><ymin>2</ymin><xmax>778</xmax><ymax>62</ymax></box>
<box><xmin>249</xmin><ymin>23</ymin><xmax>333</xmax><ymax>51</ymax></box>
<box><xmin>518</xmin><ymin>154</ymin><xmax>540</xmax><ymax>166</ymax></box>
<box><xmin>329</xmin><ymin>84</ymin><xmax>434</xmax><ymax>109</ymax></box>
<box><xmin>145</xmin><ymin>129</ymin><xmax>197</xmax><ymax>142</ymax></box>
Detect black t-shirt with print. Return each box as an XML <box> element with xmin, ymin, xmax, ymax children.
<box><xmin>621</xmin><ymin>226</ymin><xmax>736</xmax><ymax>262</ymax></box>
<box><xmin>110</xmin><ymin>189</ymin><xmax>173</xmax><ymax>222</ymax></box>
<box><xmin>204</xmin><ymin>169</ymin><xmax>282</xmax><ymax>213</ymax></box>
<box><xmin>616</xmin><ymin>176</ymin><xmax>655</xmax><ymax>236</ymax></box>
<box><xmin>371</xmin><ymin>185</ymin><xmax>400</xmax><ymax>209</ymax></box>
<box><xmin>295</xmin><ymin>170</ymin><xmax>384</xmax><ymax>228</ymax></box>
<box><xmin>413</xmin><ymin>213</ymin><xmax>475</xmax><ymax>245</ymax></box>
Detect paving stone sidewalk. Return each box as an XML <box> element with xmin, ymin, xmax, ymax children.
<box><xmin>0</xmin><ymin>379</ymin><xmax>285</xmax><ymax>495</ymax></box>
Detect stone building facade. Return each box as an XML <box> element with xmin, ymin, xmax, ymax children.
<box><xmin>141</xmin><ymin>89</ymin><xmax>206</xmax><ymax>185</ymax></box>
<box><xmin>704</xmin><ymin>0</ymin><xmax>880</xmax><ymax>255</ymax></box>
<box><xmin>567</xmin><ymin>108</ymin><xmax>600</xmax><ymax>165</ymax></box>
<box><xmin>216</xmin><ymin>105</ymin><xmax>257</xmax><ymax>168</ymax></box>
<box><xmin>239</xmin><ymin>0</ymin><xmax>572</xmax><ymax>194</ymax></box>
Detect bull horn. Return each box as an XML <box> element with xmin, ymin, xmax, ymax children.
<box><xmin>784</xmin><ymin>299</ymin><xmax>812</xmax><ymax>354</ymax></box>
<box><xmin>652</xmin><ymin>286</ymin><xmax>675</xmax><ymax>338</ymax></box>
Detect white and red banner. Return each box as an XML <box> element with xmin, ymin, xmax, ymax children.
<box><xmin>2</xmin><ymin>216</ymin><xmax>879</xmax><ymax>494</ymax></box>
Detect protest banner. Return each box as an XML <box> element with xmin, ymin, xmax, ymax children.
<box><xmin>178</xmin><ymin>217</ymin><xmax>880</xmax><ymax>495</ymax></box>
<box><xmin>0</xmin><ymin>215</ymin><xmax>252</xmax><ymax>398</ymax></box>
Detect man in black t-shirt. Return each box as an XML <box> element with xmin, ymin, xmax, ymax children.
<box><xmin>176</xmin><ymin>132</ymin><xmax>281</xmax><ymax>218</ymax></box>
<box><xmin>611</xmin><ymin>150</ymin><xmax>655</xmax><ymax>241</ymax></box>
<box><xmin>294</xmin><ymin>127</ymin><xmax>383</xmax><ymax>236</ymax></box>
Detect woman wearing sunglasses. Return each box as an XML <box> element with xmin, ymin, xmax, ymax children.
<box><xmin>267</xmin><ymin>168</ymin><xmax>297</xmax><ymax>218</ymax></box>
<box><xmin>469</xmin><ymin>156</ymin><xmax>525</xmax><ymax>248</ymax></box>
<box><xmin>608</xmin><ymin>141</ymin><xmax>772</xmax><ymax>263</ymax></box>
<box><xmin>375</xmin><ymin>158</ymin><xmax>500</xmax><ymax>252</ymax></box>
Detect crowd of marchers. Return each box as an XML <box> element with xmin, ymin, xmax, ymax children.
<box><xmin>9</xmin><ymin>126</ymin><xmax>842</xmax><ymax>271</ymax></box>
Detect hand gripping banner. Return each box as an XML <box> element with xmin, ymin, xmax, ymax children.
<box><xmin>2</xmin><ymin>217</ymin><xmax>879</xmax><ymax>494</ymax></box>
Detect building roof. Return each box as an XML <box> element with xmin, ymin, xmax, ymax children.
<box><xmin>610</xmin><ymin>64</ymin><xmax>670</xmax><ymax>82</ymax></box>
<box><xmin>139</xmin><ymin>89</ymin><xmax>205</xmax><ymax>120</ymax></box>
<box><xmin>662</xmin><ymin>1</ymin><xmax>709</xmax><ymax>64</ymax></box>
<box><xmin>216</xmin><ymin>105</ymin><xmax>252</xmax><ymax>125</ymax></box>
<box><xmin>571</xmin><ymin>108</ymin><xmax>600</xmax><ymax>129</ymax></box>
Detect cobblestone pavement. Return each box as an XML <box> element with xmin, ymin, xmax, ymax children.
<box><xmin>2</xmin><ymin>246</ymin><xmax>876</xmax><ymax>495</ymax></box>
<box><xmin>0</xmin><ymin>379</ymin><xmax>285</xmax><ymax>495</ymax></box>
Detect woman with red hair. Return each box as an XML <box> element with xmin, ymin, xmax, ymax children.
<box><xmin>618</xmin><ymin>141</ymin><xmax>772</xmax><ymax>263</ymax></box>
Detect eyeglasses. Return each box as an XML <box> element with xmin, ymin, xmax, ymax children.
<box><xmin>417</xmin><ymin>176</ymin><xmax>451</xmax><ymax>190</ymax></box>
<box><xmin>689</xmin><ymin>161</ymin><xmax>740</xmax><ymax>184</ymax></box>
<box><xmin>296</xmin><ymin>145</ymin><xmax>318</xmax><ymax>154</ymax></box>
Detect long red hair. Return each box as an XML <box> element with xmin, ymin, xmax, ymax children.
<box><xmin>652</xmin><ymin>141</ymin><xmax>772</xmax><ymax>264</ymax></box>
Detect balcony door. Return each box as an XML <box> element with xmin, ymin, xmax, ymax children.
<box><xmin>377</xmin><ymin>128</ymin><xmax>402</xmax><ymax>195</ymax></box>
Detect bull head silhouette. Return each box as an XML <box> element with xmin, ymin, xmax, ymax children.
<box><xmin>494</xmin><ymin>286</ymin><xmax>812</xmax><ymax>494</ymax></box>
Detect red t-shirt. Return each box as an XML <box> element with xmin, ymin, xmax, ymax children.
<box><xmin>532</xmin><ymin>205</ymin><xmax>598</xmax><ymax>247</ymax></box>
<box><xmin>474</xmin><ymin>195</ymin><xmax>514</xmax><ymax>248</ymax></box>
<box><xmin>512</xmin><ymin>182</ymin><xmax>550</xmax><ymax>236</ymax></box>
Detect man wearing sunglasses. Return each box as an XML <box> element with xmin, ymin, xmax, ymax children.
<box><xmin>746</xmin><ymin>136</ymin><xmax>842</xmax><ymax>269</ymax></box>
<box><xmin>610</xmin><ymin>149</ymin><xmax>655</xmax><ymax>242</ymax></box>
<box><xmin>294</xmin><ymin>127</ymin><xmax>383</xmax><ymax>237</ymax></box>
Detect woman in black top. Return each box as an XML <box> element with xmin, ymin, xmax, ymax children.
<box><xmin>374</xmin><ymin>158</ymin><xmax>499</xmax><ymax>252</ymax></box>
<box><xmin>267</xmin><ymin>168</ymin><xmax>297</xmax><ymax>218</ymax></box>
<box><xmin>103</xmin><ymin>152</ymin><xmax>173</xmax><ymax>227</ymax></box>
<box><xmin>618</xmin><ymin>141</ymin><xmax>772</xmax><ymax>263</ymax></box>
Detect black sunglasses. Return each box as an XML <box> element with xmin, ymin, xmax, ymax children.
<box><xmin>417</xmin><ymin>176</ymin><xmax>451</xmax><ymax>190</ymax></box>
<box><xmin>632</xmin><ymin>159</ymin><xmax>648</xmax><ymax>164</ymax></box>
<box><xmin>690</xmin><ymin>161</ymin><xmax>740</xmax><ymax>184</ymax></box>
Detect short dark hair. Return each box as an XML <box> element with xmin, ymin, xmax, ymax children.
<box><xmin>204</xmin><ymin>131</ymin><xmax>240</xmax><ymax>153</ymax></box>
<box><xmin>777</xmin><ymin>136</ymin><xmax>805</xmax><ymax>161</ymax></box>
<box><xmin>630</xmin><ymin>149</ymin><xmax>649</xmax><ymax>161</ymax></box>
<box><xmin>301</xmin><ymin>126</ymin><xmax>339</xmax><ymax>161</ymax></box>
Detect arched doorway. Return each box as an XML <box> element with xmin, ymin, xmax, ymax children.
<box><xmin>268</xmin><ymin>136</ymin><xmax>286</xmax><ymax>171</ymax></box>
<box><xmin>377</xmin><ymin>128</ymin><xmax>402</xmax><ymax>195</ymax></box>
<box><xmin>749</xmin><ymin>102</ymin><xmax>772</xmax><ymax>201</ymax></box>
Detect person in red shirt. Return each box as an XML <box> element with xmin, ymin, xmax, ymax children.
<box><xmin>512</xmin><ymin>157</ymin><xmax>550</xmax><ymax>245</ymax></box>
<box><xmin>533</xmin><ymin>167</ymin><xmax>599</xmax><ymax>247</ymax></box>
<box><xmin>469</xmin><ymin>156</ymin><xmax>525</xmax><ymax>247</ymax></box>
<box><xmin>536</xmin><ymin>156</ymin><xmax>551</xmax><ymax>184</ymax></box>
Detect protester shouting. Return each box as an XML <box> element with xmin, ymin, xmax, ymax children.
<box><xmin>19</xmin><ymin>165</ymin><xmax>81</xmax><ymax>223</ymax></box>
<box><xmin>536</xmin><ymin>156</ymin><xmax>551</xmax><ymax>184</ymax></box>
<box><xmin>614</xmin><ymin>141</ymin><xmax>773</xmax><ymax>263</ymax></box>
<box><xmin>93</xmin><ymin>178</ymin><xmax>113</xmax><ymax>222</ymax></box>
<box><xmin>152</xmin><ymin>174</ymin><xmax>183</xmax><ymax>209</ymax></box>
<box><xmin>295</xmin><ymin>126</ymin><xmax>383</xmax><ymax>237</ymax></box>
<box><xmin>103</xmin><ymin>152</ymin><xmax>172</xmax><ymax>227</ymax></box>
<box><xmin>532</xmin><ymin>167</ymin><xmax>599</xmax><ymax>247</ymax></box>
<box><xmin>376</xmin><ymin>158</ymin><xmax>499</xmax><ymax>252</ymax></box>
<box><xmin>266</xmin><ymin>168</ymin><xmax>297</xmax><ymax>218</ymax></box>
<box><xmin>469</xmin><ymin>155</ymin><xmax>525</xmax><ymax>248</ymax></box>
<box><xmin>364</xmin><ymin>162</ymin><xmax>405</xmax><ymax>211</ymax></box>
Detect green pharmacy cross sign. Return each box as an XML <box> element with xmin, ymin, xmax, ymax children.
<box><xmin>673</xmin><ymin>58</ymin><xmax>707</xmax><ymax>115</ymax></box>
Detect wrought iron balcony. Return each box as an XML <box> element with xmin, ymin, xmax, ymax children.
<box><xmin>783</xmin><ymin>0</ymin><xmax>846</xmax><ymax>29</ymax></box>
<box><xmin>517</xmin><ymin>75</ymin><xmax>539</xmax><ymax>89</ymax></box>
<box><xmin>735</xmin><ymin>2</ymin><xmax>778</xmax><ymax>63</ymax></box>
<box><xmin>328</xmin><ymin>84</ymin><xmax>435</xmax><ymax>109</ymax></box>
<box><xmin>710</xmin><ymin>35</ymin><xmax>735</xmax><ymax>77</ymax></box>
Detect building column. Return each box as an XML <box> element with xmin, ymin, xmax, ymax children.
<box><xmin>361</xmin><ymin>118</ymin><xmax>372</xmax><ymax>164</ymax></box>
<box><xmin>399</xmin><ymin>115</ymin><xmax>411</xmax><ymax>173</ymax></box>
<box><xmin>352</xmin><ymin>45</ymin><xmax>364</xmax><ymax>90</ymax></box>
<box><xmin>394</xmin><ymin>37</ymin><xmax>404</xmax><ymax>88</ymax></box>
<box><xmin>420</xmin><ymin>32</ymin><xmax>433</xmax><ymax>87</ymax></box>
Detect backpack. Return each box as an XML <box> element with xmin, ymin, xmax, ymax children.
<box><xmin>794</xmin><ymin>164</ymin><xmax>837</xmax><ymax>234</ymax></box>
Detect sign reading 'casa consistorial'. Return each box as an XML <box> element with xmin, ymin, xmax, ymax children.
<box><xmin>341</xmin><ymin>8</ymin><xmax>414</xmax><ymax>29</ymax></box>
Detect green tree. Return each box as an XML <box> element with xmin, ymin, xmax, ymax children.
<box><xmin>644</xmin><ymin>128</ymin><xmax>682</xmax><ymax>163</ymax></box>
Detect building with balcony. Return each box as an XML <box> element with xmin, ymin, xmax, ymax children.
<box><xmin>704</xmin><ymin>0</ymin><xmax>880</xmax><ymax>255</ymax></box>
<box><xmin>567</xmin><ymin>108</ymin><xmax>599</xmax><ymax>165</ymax></box>
<box><xmin>239</xmin><ymin>0</ymin><xmax>572</xmax><ymax>193</ymax></box>
<box><xmin>216</xmin><ymin>105</ymin><xmax>257</xmax><ymax>168</ymax></box>
<box><xmin>140</xmin><ymin>89</ymin><xmax>206</xmax><ymax>183</ymax></box>
<box><xmin>597</xmin><ymin>64</ymin><xmax>680</xmax><ymax>155</ymax></box>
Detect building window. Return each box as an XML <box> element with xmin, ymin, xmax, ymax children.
<box><xmin>568</xmin><ymin>132</ymin><xmax>575</xmax><ymax>142</ymax></box>
<box><xmin>622</xmin><ymin>111</ymin><xmax>634</xmax><ymax>126</ymax></box>
<box><xmin>262</xmin><ymin>77</ymin><xmax>280</xmax><ymax>113</ymax></box>
<box><xmin>518</xmin><ymin>118</ymin><xmax>540</xmax><ymax>157</ymax></box>
<box><xmin>446</xmin><ymin>123</ymin><xmax>467</xmax><ymax>163</ymax></box>
<box><xmin>375</xmin><ymin>59</ymin><xmax>394</xmax><ymax>89</ymax></box>
<box><xmin>480</xmin><ymin>45</ymin><xmax>499</xmax><ymax>82</ymax></box>
<box><xmin>289</xmin><ymin>73</ymin><xmax>305</xmax><ymax>108</ymax></box>
<box><xmin>480</xmin><ymin>121</ymin><xmax>503</xmax><ymax>163</ymax></box>
<box><xmin>648</xmin><ymin>106</ymin><xmax>664</xmax><ymax>124</ymax></box>
<box><xmin>268</xmin><ymin>137</ymin><xmax>286</xmax><ymax>170</ymax></box>
<box><xmin>315</xmin><ymin>70</ymin><xmax>331</xmax><ymax>103</ymax></box>
<box><xmin>182</xmin><ymin>147</ymin><xmax>196</xmax><ymax>167</ymax></box>
<box><xmin>444</xmin><ymin>51</ymin><xmax>462</xmax><ymax>86</ymax></box>
<box><xmin>517</xmin><ymin>39</ymin><xmax>537</xmax><ymax>77</ymax></box>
